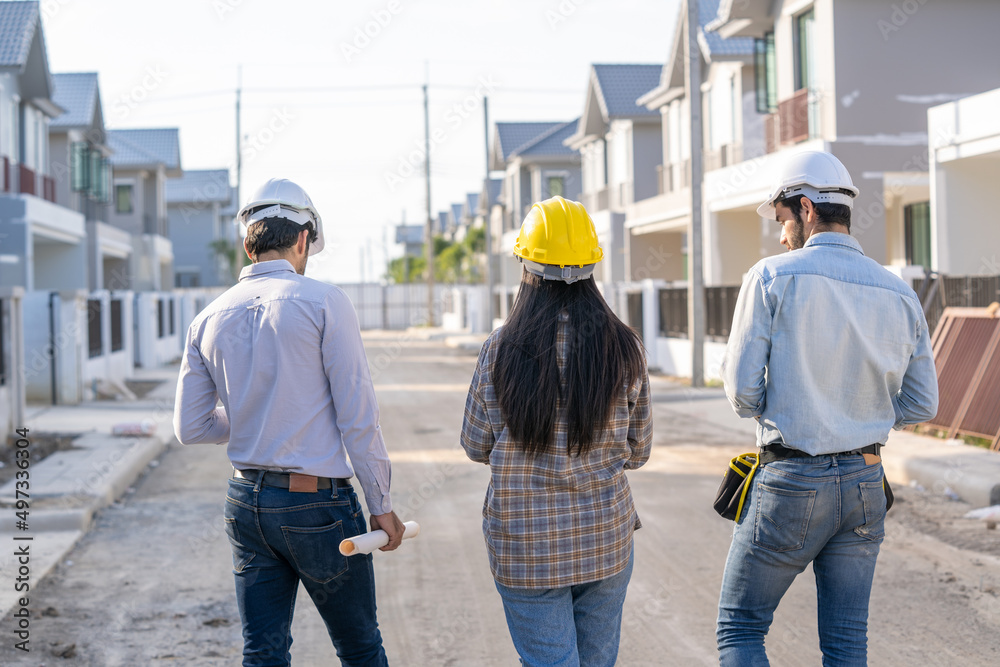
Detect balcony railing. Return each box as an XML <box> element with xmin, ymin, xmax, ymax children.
<box><xmin>18</xmin><ymin>164</ymin><xmax>35</xmax><ymax>196</ymax></box>
<box><xmin>657</xmin><ymin>160</ymin><xmax>691</xmax><ymax>195</ymax></box>
<box><xmin>584</xmin><ymin>187</ymin><xmax>609</xmax><ymax>212</ymax></box>
<box><xmin>703</xmin><ymin>144</ymin><xmax>744</xmax><ymax>172</ymax></box>
<box><xmin>766</xmin><ymin>88</ymin><xmax>819</xmax><ymax>154</ymax></box>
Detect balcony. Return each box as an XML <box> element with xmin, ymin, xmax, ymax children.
<box><xmin>14</xmin><ymin>164</ymin><xmax>57</xmax><ymax>203</ymax></box>
<box><xmin>704</xmin><ymin>144</ymin><xmax>744</xmax><ymax>172</ymax></box>
<box><xmin>657</xmin><ymin>160</ymin><xmax>691</xmax><ymax>195</ymax></box>
<box><xmin>765</xmin><ymin>88</ymin><xmax>819</xmax><ymax>154</ymax></box>
<box><xmin>584</xmin><ymin>187</ymin><xmax>609</xmax><ymax>213</ymax></box>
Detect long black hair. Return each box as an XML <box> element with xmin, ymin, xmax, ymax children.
<box><xmin>495</xmin><ymin>269</ymin><xmax>645</xmax><ymax>457</ymax></box>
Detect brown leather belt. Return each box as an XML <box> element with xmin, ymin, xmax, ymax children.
<box><xmin>759</xmin><ymin>443</ymin><xmax>881</xmax><ymax>466</ymax></box>
<box><xmin>234</xmin><ymin>468</ymin><xmax>351</xmax><ymax>491</ymax></box>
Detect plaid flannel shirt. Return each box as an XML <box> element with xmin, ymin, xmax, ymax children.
<box><xmin>461</xmin><ymin>319</ymin><xmax>652</xmax><ymax>589</ymax></box>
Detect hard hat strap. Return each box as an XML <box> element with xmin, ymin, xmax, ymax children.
<box><xmin>519</xmin><ymin>257</ymin><xmax>595</xmax><ymax>284</ymax></box>
<box><xmin>242</xmin><ymin>203</ymin><xmax>315</xmax><ymax>228</ymax></box>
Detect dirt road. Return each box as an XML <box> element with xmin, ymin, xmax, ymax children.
<box><xmin>2</xmin><ymin>333</ymin><xmax>998</xmax><ymax>665</ymax></box>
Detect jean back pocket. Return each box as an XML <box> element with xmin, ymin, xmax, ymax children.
<box><xmin>753</xmin><ymin>483</ymin><xmax>816</xmax><ymax>552</ymax></box>
<box><xmin>282</xmin><ymin>521</ymin><xmax>349</xmax><ymax>584</ymax></box>
<box><xmin>854</xmin><ymin>481</ymin><xmax>887</xmax><ymax>542</ymax></box>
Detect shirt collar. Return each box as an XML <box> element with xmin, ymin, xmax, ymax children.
<box><xmin>239</xmin><ymin>259</ymin><xmax>296</xmax><ymax>281</ymax></box>
<box><xmin>803</xmin><ymin>232</ymin><xmax>865</xmax><ymax>256</ymax></box>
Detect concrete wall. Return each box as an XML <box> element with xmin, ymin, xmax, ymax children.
<box><xmin>168</xmin><ymin>202</ymin><xmax>223</xmax><ymax>287</ymax></box>
<box><xmin>931</xmin><ymin>154</ymin><xmax>1000</xmax><ymax>274</ymax></box>
<box><xmin>654</xmin><ymin>336</ymin><xmax>728</xmax><ymax>380</ymax></box>
<box><xmin>629</xmin><ymin>231</ymin><xmax>685</xmax><ymax>282</ymax></box>
<box><xmin>633</xmin><ymin>121</ymin><xmax>664</xmax><ymax>203</ymax></box>
<box><xmin>23</xmin><ymin>290</ymin><xmax>87</xmax><ymax>404</ymax></box>
<box><xmin>134</xmin><ymin>291</ymin><xmax>181</xmax><ymax>369</ymax></box>
<box><xmin>832</xmin><ymin>0</ymin><xmax>1000</xmax><ymax>142</ymax></box>
<box><xmin>708</xmin><ymin>209</ymin><xmax>768</xmax><ymax>285</ymax></box>
<box><xmin>0</xmin><ymin>288</ymin><xmax>25</xmax><ymax>439</ymax></box>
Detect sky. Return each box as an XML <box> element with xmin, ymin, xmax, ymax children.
<box><xmin>42</xmin><ymin>0</ymin><xmax>681</xmax><ymax>283</ymax></box>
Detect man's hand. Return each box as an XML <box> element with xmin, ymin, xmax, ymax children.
<box><xmin>370</xmin><ymin>511</ymin><xmax>405</xmax><ymax>551</ymax></box>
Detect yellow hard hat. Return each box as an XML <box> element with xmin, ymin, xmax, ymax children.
<box><xmin>513</xmin><ymin>197</ymin><xmax>603</xmax><ymax>282</ymax></box>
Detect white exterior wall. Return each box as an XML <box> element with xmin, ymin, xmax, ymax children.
<box><xmin>0</xmin><ymin>287</ymin><xmax>25</xmax><ymax>438</ymax></box>
<box><xmin>929</xmin><ymin>88</ymin><xmax>1000</xmax><ymax>275</ymax></box>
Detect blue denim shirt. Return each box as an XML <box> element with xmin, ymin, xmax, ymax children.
<box><xmin>721</xmin><ymin>233</ymin><xmax>938</xmax><ymax>455</ymax></box>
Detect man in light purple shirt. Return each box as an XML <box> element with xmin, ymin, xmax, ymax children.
<box><xmin>174</xmin><ymin>178</ymin><xmax>402</xmax><ymax>667</ymax></box>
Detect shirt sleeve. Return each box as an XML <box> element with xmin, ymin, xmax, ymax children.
<box><xmin>173</xmin><ymin>323</ymin><xmax>231</xmax><ymax>445</ymax></box>
<box><xmin>322</xmin><ymin>290</ymin><xmax>393</xmax><ymax>516</ymax></box>
<box><xmin>893</xmin><ymin>314</ymin><xmax>939</xmax><ymax>428</ymax></box>
<box><xmin>721</xmin><ymin>269</ymin><xmax>772</xmax><ymax>419</ymax></box>
<box><xmin>461</xmin><ymin>340</ymin><xmax>495</xmax><ymax>464</ymax></box>
<box><xmin>624</xmin><ymin>369</ymin><xmax>652</xmax><ymax>470</ymax></box>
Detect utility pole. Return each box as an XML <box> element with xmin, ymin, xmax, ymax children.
<box><xmin>483</xmin><ymin>96</ymin><xmax>494</xmax><ymax>328</ymax></box>
<box><xmin>423</xmin><ymin>76</ymin><xmax>434</xmax><ymax>325</ymax></box>
<box><xmin>686</xmin><ymin>0</ymin><xmax>705</xmax><ymax>387</ymax></box>
<box><xmin>235</xmin><ymin>65</ymin><xmax>242</xmax><ymax>213</ymax></box>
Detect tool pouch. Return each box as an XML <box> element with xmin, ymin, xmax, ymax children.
<box><xmin>714</xmin><ymin>453</ymin><xmax>759</xmax><ymax>521</ymax></box>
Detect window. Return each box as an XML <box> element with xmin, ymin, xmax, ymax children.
<box><xmin>157</xmin><ymin>299</ymin><xmax>165</xmax><ymax>338</ymax></box>
<box><xmin>71</xmin><ymin>142</ymin><xmax>89</xmax><ymax>191</ymax></box>
<box><xmin>87</xmin><ymin>299</ymin><xmax>103</xmax><ymax>358</ymax></box>
<box><xmin>110</xmin><ymin>299</ymin><xmax>124</xmax><ymax>352</ymax></box>
<box><xmin>794</xmin><ymin>8</ymin><xmax>815</xmax><ymax>91</ymax></box>
<box><xmin>548</xmin><ymin>176</ymin><xmax>564</xmax><ymax>198</ymax></box>
<box><xmin>88</xmin><ymin>150</ymin><xmax>102</xmax><ymax>199</ymax></box>
<box><xmin>115</xmin><ymin>184</ymin><xmax>133</xmax><ymax>213</ymax></box>
<box><xmin>169</xmin><ymin>299</ymin><xmax>176</xmax><ymax>335</ymax></box>
<box><xmin>754</xmin><ymin>32</ymin><xmax>777</xmax><ymax>113</ymax></box>
<box><xmin>904</xmin><ymin>202</ymin><xmax>932</xmax><ymax>268</ymax></box>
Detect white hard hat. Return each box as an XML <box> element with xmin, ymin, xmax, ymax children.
<box><xmin>757</xmin><ymin>150</ymin><xmax>859</xmax><ymax>220</ymax></box>
<box><xmin>237</xmin><ymin>178</ymin><xmax>325</xmax><ymax>255</ymax></box>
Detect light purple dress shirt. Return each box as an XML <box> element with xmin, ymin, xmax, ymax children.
<box><xmin>173</xmin><ymin>259</ymin><xmax>392</xmax><ymax>515</ymax></box>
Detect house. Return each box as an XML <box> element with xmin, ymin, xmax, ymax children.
<box><xmin>107</xmin><ymin>127</ymin><xmax>181</xmax><ymax>291</ymax></box>
<box><xmin>0</xmin><ymin>1</ymin><xmax>93</xmax><ymax>407</ymax></box>
<box><xmin>106</xmin><ymin>128</ymin><xmax>183</xmax><ymax>368</ymax></box>
<box><xmin>50</xmin><ymin>72</ymin><xmax>137</xmax><ymax>396</ymax></box>
<box><xmin>563</xmin><ymin>65</ymin><xmax>662</xmax><ymax>290</ymax></box>
<box><xmin>0</xmin><ymin>1</ymin><xmax>85</xmax><ymax>293</ymax></box>
<box><xmin>490</xmin><ymin>120</ymin><xmax>582</xmax><ymax>316</ymax></box>
<box><xmin>630</xmin><ymin>0</ymin><xmax>758</xmax><ymax>289</ymax></box>
<box><xmin>927</xmin><ymin>88</ymin><xmax>1000</xmax><ymax>276</ymax></box>
<box><xmin>166</xmin><ymin>168</ymin><xmax>237</xmax><ymax>288</ymax></box>
<box><xmin>704</xmin><ymin>0</ymin><xmax>1000</xmax><ymax>275</ymax></box>
<box><xmin>49</xmin><ymin>73</ymin><xmax>122</xmax><ymax>290</ymax></box>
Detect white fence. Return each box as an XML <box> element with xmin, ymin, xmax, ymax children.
<box><xmin>338</xmin><ymin>283</ymin><xmax>490</xmax><ymax>333</ymax></box>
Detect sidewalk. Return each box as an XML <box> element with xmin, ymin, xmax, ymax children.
<box><xmin>1</xmin><ymin>359</ymin><xmax>998</xmax><ymax>620</ymax></box>
<box><xmin>0</xmin><ymin>365</ymin><xmax>179</xmax><ymax>618</ymax></box>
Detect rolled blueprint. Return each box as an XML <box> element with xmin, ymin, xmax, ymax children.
<box><xmin>339</xmin><ymin>521</ymin><xmax>420</xmax><ymax>556</ymax></box>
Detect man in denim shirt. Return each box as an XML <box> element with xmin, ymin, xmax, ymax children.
<box><xmin>716</xmin><ymin>151</ymin><xmax>938</xmax><ymax>665</ymax></box>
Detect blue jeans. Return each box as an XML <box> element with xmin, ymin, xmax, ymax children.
<box><xmin>717</xmin><ymin>454</ymin><xmax>886</xmax><ymax>667</ymax></box>
<box><xmin>224</xmin><ymin>476</ymin><xmax>388</xmax><ymax>667</ymax></box>
<box><xmin>494</xmin><ymin>548</ymin><xmax>634</xmax><ymax>666</ymax></box>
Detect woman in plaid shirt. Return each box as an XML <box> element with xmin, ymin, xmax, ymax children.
<box><xmin>462</xmin><ymin>196</ymin><xmax>653</xmax><ymax>666</ymax></box>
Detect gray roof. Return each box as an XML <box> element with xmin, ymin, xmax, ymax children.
<box><xmin>481</xmin><ymin>177</ymin><xmax>502</xmax><ymax>211</ymax></box>
<box><xmin>450</xmin><ymin>203</ymin><xmax>464</xmax><ymax>225</ymax></box>
<box><xmin>496</xmin><ymin>122</ymin><xmax>566</xmax><ymax>163</ymax></box>
<box><xmin>517</xmin><ymin>120</ymin><xmax>579</xmax><ymax>157</ymax></box>
<box><xmin>166</xmin><ymin>169</ymin><xmax>232</xmax><ymax>205</ymax></box>
<box><xmin>108</xmin><ymin>128</ymin><xmax>181</xmax><ymax>170</ymax></box>
<box><xmin>437</xmin><ymin>211</ymin><xmax>449</xmax><ymax>234</ymax></box>
<box><xmin>0</xmin><ymin>1</ymin><xmax>37</xmax><ymax>67</ymax></box>
<box><xmin>51</xmin><ymin>72</ymin><xmax>99</xmax><ymax>129</ymax></box>
<box><xmin>592</xmin><ymin>64</ymin><xmax>662</xmax><ymax>117</ymax></box>
<box><xmin>700</xmin><ymin>0</ymin><xmax>754</xmax><ymax>56</ymax></box>
<box><xmin>465</xmin><ymin>192</ymin><xmax>479</xmax><ymax>218</ymax></box>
